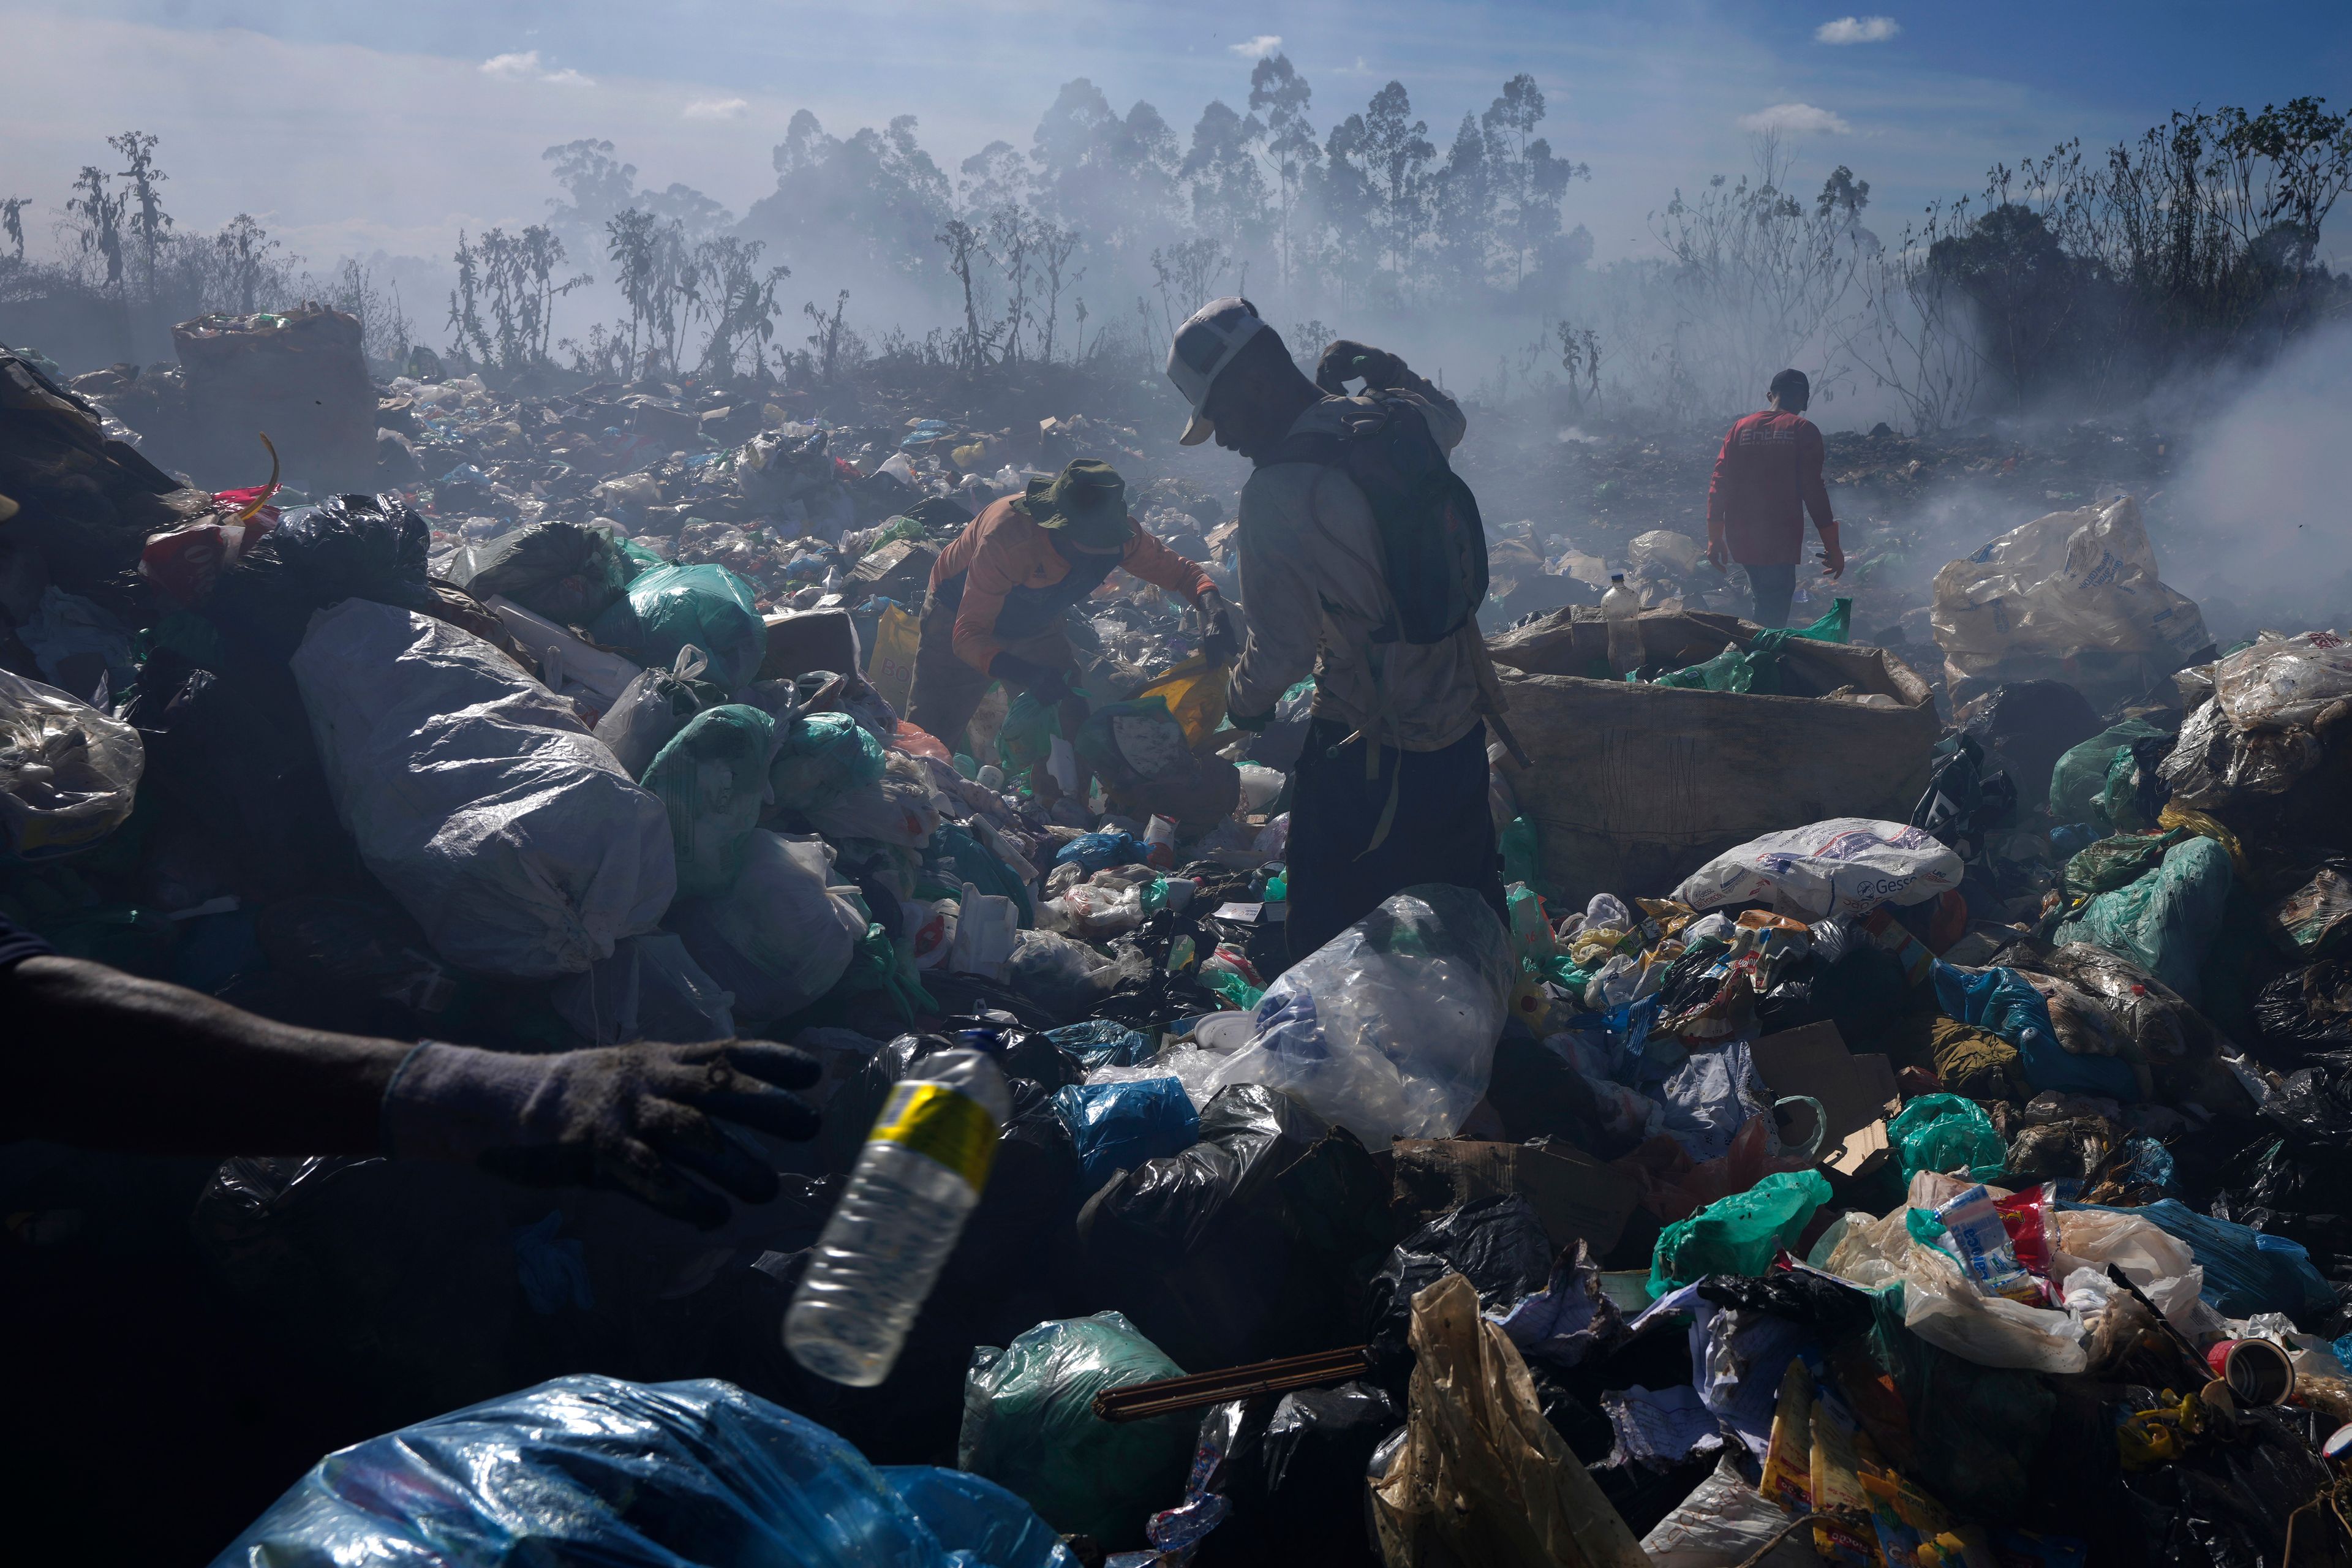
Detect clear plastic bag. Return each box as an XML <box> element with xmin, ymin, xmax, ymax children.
<box><xmin>1205</xmin><ymin>883</ymin><xmax>1515</xmax><ymax>1148</ymax></box>
<box><xmin>2054</xmin><ymin>834</ymin><xmax>2233</xmax><ymax>1004</ymax></box>
<box><xmin>551</xmin><ymin>932</ymin><xmax>737</xmax><ymax>1046</ymax></box>
<box><xmin>2211</xmin><ymin>629</ymin><xmax>2352</xmax><ymax>731</ymax></box>
<box><xmin>0</xmin><ymin>666</ymin><xmax>144</xmax><ymax>859</ymax></box>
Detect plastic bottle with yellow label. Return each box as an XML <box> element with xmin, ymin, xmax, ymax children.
<box><xmin>784</xmin><ymin>1049</ymin><xmax>1011</xmax><ymax>1386</ymax></box>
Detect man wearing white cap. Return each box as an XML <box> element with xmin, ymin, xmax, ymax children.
<box><xmin>1166</xmin><ymin>298</ymin><xmax>1508</xmax><ymax>962</ymax></box>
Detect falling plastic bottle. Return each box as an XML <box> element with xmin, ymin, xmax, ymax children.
<box><xmin>1602</xmin><ymin>573</ymin><xmax>1645</xmax><ymax>677</ymax></box>
<box><xmin>784</xmin><ymin>1049</ymin><xmax>1011</xmax><ymax>1387</ymax></box>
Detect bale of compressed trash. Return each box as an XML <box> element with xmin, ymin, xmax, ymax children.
<box><xmin>173</xmin><ymin>304</ymin><xmax>379</xmax><ymax>494</ymax></box>
<box><xmin>1490</xmin><ymin>609</ymin><xmax>1939</xmax><ymax>905</ymax></box>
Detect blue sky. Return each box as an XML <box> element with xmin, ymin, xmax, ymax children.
<box><xmin>6</xmin><ymin>0</ymin><xmax>2346</xmax><ymax>270</ymax></box>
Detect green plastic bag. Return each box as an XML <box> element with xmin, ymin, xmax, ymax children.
<box><xmin>958</xmin><ymin>1311</ymin><xmax>1195</xmax><ymax>1545</ymax></box>
<box><xmin>1500</xmin><ymin>815</ymin><xmax>1551</xmax><ymax>900</ymax></box>
<box><xmin>995</xmin><ymin>690</ymin><xmax>1058</xmax><ymax>782</ymax></box>
<box><xmin>1887</xmin><ymin>1093</ymin><xmax>2005</xmax><ymax>1183</ymax></box>
<box><xmin>2047</xmin><ymin>718</ymin><xmax>2170</xmax><ymax>825</ymax></box>
<box><xmin>769</xmin><ymin>711</ymin><xmax>886</xmax><ymax>814</ymax></box>
<box><xmin>1646</xmin><ymin>599</ymin><xmax>1851</xmax><ymax>693</ymax></box>
<box><xmin>1649</xmin><ymin>1168</ymin><xmax>1833</xmax><ymax>1295</ymax></box>
<box><xmin>587</xmin><ymin>562</ymin><xmax>767</xmax><ymax>691</ymax></box>
<box><xmin>2056</xmin><ymin>834</ymin><xmax>2234</xmax><ymax>1003</ymax></box>
<box><xmin>641</xmin><ymin>704</ymin><xmax>778</xmax><ymax>898</ymax></box>
<box><xmin>2060</xmin><ymin>827</ymin><xmax>2190</xmax><ymax>905</ymax></box>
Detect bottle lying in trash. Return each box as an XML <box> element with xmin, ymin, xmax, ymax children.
<box><xmin>1602</xmin><ymin>573</ymin><xmax>1643</xmax><ymax>677</ymax></box>
<box><xmin>785</xmin><ymin>1049</ymin><xmax>1011</xmax><ymax>1387</ymax></box>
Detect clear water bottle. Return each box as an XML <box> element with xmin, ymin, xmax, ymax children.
<box><xmin>784</xmin><ymin>1049</ymin><xmax>1011</xmax><ymax>1387</ymax></box>
<box><xmin>1602</xmin><ymin>572</ymin><xmax>1645</xmax><ymax>676</ymax></box>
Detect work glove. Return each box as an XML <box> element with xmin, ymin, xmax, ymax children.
<box><xmin>990</xmin><ymin>652</ymin><xmax>1074</xmax><ymax>706</ymax></box>
<box><xmin>1314</xmin><ymin>339</ymin><xmax>1409</xmax><ymax>396</ymax></box>
<box><xmin>382</xmin><ymin>1038</ymin><xmax>821</xmax><ymax>1228</ymax></box>
<box><xmin>1199</xmin><ymin>592</ymin><xmax>1240</xmax><ymax>666</ymax></box>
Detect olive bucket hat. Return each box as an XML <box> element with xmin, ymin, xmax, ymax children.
<box><xmin>1023</xmin><ymin>458</ymin><xmax>1130</xmax><ymax>551</ymax></box>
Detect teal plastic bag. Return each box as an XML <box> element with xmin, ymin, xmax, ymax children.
<box><xmin>2047</xmin><ymin>718</ymin><xmax>2170</xmax><ymax>825</ymax></box>
<box><xmin>1646</xmin><ymin>599</ymin><xmax>1850</xmax><ymax>693</ymax></box>
<box><xmin>957</xmin><ymin>1311</ymin><xmax>1195</xmax><ymax>1545</ymax></box>
<box><xmin>1649</xmin><ymin>1168</ymin><xmax>1833</xmax><ymax>1295</ymax></box>
<box><xmin>2056</xmin><ymin>834</ymin><xmax>2233</xmax><ymax>1004</ymax></box>
<box><xmin>641</xmin><ymin>704</ymin><xmax>778</xmax><ymax>899</ymax></box>
<box><xmin>1887</xmin><ymin>1093</ymin><xmax>2006</xmax><ymax>1183</ymax></box>
<box><xmin>995</xmin><ymin>690</ymin><xmax>1058</xmax><ymax>782</ymax></box>
<box><xmin>770</xmin><ymin>711</ymin><xmax>887</xmax><ymax>815</ymax></box>
<box><xmin>589</xmin><ymin>563</ymin><xmax>767</xmax><ymax>691</ymax></box>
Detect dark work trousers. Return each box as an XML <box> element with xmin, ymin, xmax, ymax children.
<box><xmin>1742</xmin><ymin>562</ymin><xmax>1796</xmax><ymax>628</ymax></box>
<box><xmin>1283</xmin><ymin>716</ymin><xmax>1506</xmax><ymax>967</ymax></box>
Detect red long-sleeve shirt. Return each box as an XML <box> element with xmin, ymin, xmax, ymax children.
<box><xmin>1706</xmin><ymin>410</ymin><xmax>1838</xmax><ymax>566</ymax></box>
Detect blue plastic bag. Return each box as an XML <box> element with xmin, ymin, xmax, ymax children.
<box><xmin>2064</xmin><ymin>1198</ymin><xmax>2336</xmax><ymax>1321</ymax></box>
<box><xmin>1932</xmin><ymin>961</ymin><xmax>2138</xmax><ymax>1101</ymax></box>
<box><xmin>213</xmin><ymin>1373</ymin><xmax>1069</xmax><ymax>1568</ymax></box>
<box><xmin>1053</xmin><ymin>831</ymin><xmax>1147</xmax><ymax>873</ymax></box>
<box><xmin>879</xmin><ymin>1469</ymin><xmax>1074</xmax><ymax>1568</ymax></box>
<box><xmin>1050</xmin><ymin>1077</ymin><xmax>1201</xmax><ymax>1190</ymax></box>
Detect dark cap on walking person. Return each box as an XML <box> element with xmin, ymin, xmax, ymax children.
<box><xmin>1022</xmin><ymin>458</ymin><xmax>1131</xmax><ymax>550</ymax></box>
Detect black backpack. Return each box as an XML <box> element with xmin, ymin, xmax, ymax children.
<box><xmin>1268</xmin><ymin>393</ymin><xmax>1489</xmax><ymax>644</ymax></box>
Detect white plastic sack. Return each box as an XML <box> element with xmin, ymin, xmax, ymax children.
<box><xmin>1640</xmin><ymin>1455</ymin><xmax>1815</xmax><ymax>1568</ymax></box>
<box><xmin>665</xmin><ymin>831</ymin><xmax>865</xmax><ymax>1025</ymax></box>
<box><xmin>1206</xmin><ymin>884</ymin><xmax>1515</xmax><ymax>1148</ymax></box>
<box><xmin>1629</xmin><ymin>529</ymin><xmax>1704</xmax><ymax>579</ymax></box>
<box><xmin>1929</xmin><ymin>495</ymin><xmax>2211</xmax><ymax>700</ymax></box>
<box><xmin>551</xmin><ymin>932</ymin><xmax>737</xmax><ymax>1046</ymax></box>
<box><xmin>1673</xmin><ymin>818</ymin><xmax>1962</xmax><ymax>919</ymax></box>
<box><xmin>485</xmin><ymin>595</ymin><xmax>643</xmax><ymax>716</ymax></box>
<box><xmin>0</xmin><ymin>666</ymin><xmax>144</xmax><ymax>859</ymax></box>
<box><xmin>2052</xmin><ymin>1206</ymin><xmax>2224</xmax><ymax>1340</ymax></box>
<box><xmin>292</xmin><ymin>601</ymin><xmax>674</xmax><ymax>979</ymax></box>
<box><xmin>1898</xmin><ymin>1240</ymin><xmax>2087</xmax><ymax>1373</ymax></box>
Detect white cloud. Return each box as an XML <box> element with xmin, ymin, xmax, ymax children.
<box><xmin>1228</xmin><ymin>34</ymin><xmax>1282</xmax><ymax>59</ymax></box>
<box><xmin>1815</xmin><ymin>15</ymin><xmax>1901</xmax><ymax>43</ymax></box>
<box><xmin>478</xmin><ymin>50</ymin><xmax>594</xmax><ymax>86</ymax></box>
<box><xmin>683</xmin><ymin>96</ymin><xmax>749</xmax><ymax>120</ymax></box>
<box><xmin>1738</xmin><ymin>102</ymin><xmax>1853</xmax><ymax>135</ymax></box>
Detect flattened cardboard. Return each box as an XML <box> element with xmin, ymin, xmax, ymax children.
<box><xmin>1391</xmin><ymin>1138</ymin><xmax>1643</xmax><ymax>1254</ymax></box>
<box><xmin>1752</xmin><ymin>1021</ymin><xmax>1900</xmax><ymax>1179</ymax></box>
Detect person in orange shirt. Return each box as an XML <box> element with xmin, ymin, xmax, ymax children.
<box><xmin>907</xmin><ymin>459</ymin><xmax>1234</xmax><ymax>762</ymax></box>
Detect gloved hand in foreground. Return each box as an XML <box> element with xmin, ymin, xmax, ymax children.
<box><xmin>382</xmin><ymin>1038</ymin><xmax>821</xmax><ymax>1228</ymax></box>
<box><xmin>1314</xmin><ymin>339</ymin><xmax>1409</xmax><ymax>396</ymax></box>
<box><xmin>1199</xmin><ymin>589</ymin><xmax>1240</xmax><ymax>665</ymax></box>
<box><xmin>990</xmin><ymin>652</ymin><xmax>1075</xmax><ymax>706</ymax></box>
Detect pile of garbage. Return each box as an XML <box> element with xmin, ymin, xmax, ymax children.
<box><xmin>9</xmin><ymin>330</ymin><xmax>2352</xmax><ymax>1568</ymax></box>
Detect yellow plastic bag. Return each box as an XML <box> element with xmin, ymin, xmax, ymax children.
<box><xmin>1134</xmin><ymin>653</ymin><xmax>1229</xmax><ymax>749</ymax></box>
<box><xmin>866</xmin><ymin>604</ymin><xmax>920</xmax><ymax>714</ymax></box>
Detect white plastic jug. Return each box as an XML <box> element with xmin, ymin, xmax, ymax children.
<box><xmin>948</xmin><ymin>880</ymin><xmax>1019</xmax><ymax>981</ymax></box>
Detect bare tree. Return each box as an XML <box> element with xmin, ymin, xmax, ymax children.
<box><xmin>1839</xmin><ymin>200</ymin><xmax>1985</xmax><ymax>431</ymax></box>
<box><xmin>1035</xmin><ymin>220</ymin><xmax>1085</xmax><ymax>362</ymax></box>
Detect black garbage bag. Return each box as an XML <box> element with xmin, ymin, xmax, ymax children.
<box><xmin>126</xmin><ymin>648</ymin><xmax>358</xmax><ymax>902</ymax></box>
<box><xmin>1694</xmin><ymin>1267</ymin><xmax>1875</xmax><ymax>1336</ymax></box>
<box><xmin>1912</xmin><ymin>733</ymin><xmax>2018</xmax><ymax>860</ymax></box>
<box><xmin>2253</xmin><ymin>959</ymin><xmax>2352</xmax><ymax>1059</ymax></box>
<box><xmin>447</xmin><ymin>519</ymin><xmax>641</xmax><ymax>627</ymax></box>
<box><xmin>1866</xmin><ymin>1289</ymin><xmax>2049</xmax><ymax>1523</ymax></box>
<box><xmin>1075</xmin><ymin>1085</ymin><xmax>1389</xmax><ymax>1371</ymax></box>
<box><xmin>1191</xmin><ymin>1383</ymin><xmax>1400</xmax><ymax>1568</ymax></box>
<box><xmin>1364</xmin><ymin>1194</ymin><xmax>1555</xmax><ymax>1382</ymax></box>
<box><xmin>1962</xmin><ymin>679</ymin><xmax>2104</xmax><ymax>808</ymax></box>
<box><xmin>1485</xmin><ymin>1034</ymin><xmax>1616</xmax><ymax>1153</ymax></box>
<box><xmin>2119</xmin><ymin>1404</ymin><xmax>2337</xmax><ymax>1568</ymax></box>
<box><xmin>205</xmin><ymin>492</ymin><xmax>437</xmax><ymax>663</ymax></box>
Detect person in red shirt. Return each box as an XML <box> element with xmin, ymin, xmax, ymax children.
<box><xmin>906</xmin><ymin>459</ymin><xmax>1234</xmax><ymax>764</ymax></box>
<box><xmin>1705</xmin><ymin>369</ymin><xmax>1845</xmax><ymax>627</ymax></box>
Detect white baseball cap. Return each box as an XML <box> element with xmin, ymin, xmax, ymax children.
<box><xmin>1166</xmin><ymin>296</ymin><xmax>1269</xmax><ymax>446</ymax></box>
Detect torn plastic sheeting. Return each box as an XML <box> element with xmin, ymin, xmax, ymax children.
<box><xmin>1640</xmin><ymin>1453</ymin><xmax>1819</xmax><ymax>1568</ymax></box>
<box><xmin>2054</xmin><ymin>834</ymin><xmax>2233</xmax><ymax>1005</ymax></box>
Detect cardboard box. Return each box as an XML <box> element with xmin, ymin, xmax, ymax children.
<box><xmin>1390</xmin><ymin>1138</ymin><xmax>1643</xmax><ymax>1254</ymax></box>
<box><xmin>1751</xmin><ymin>1021</ymin><xmax>1899</xmax><ymax>1179</ymax></box>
